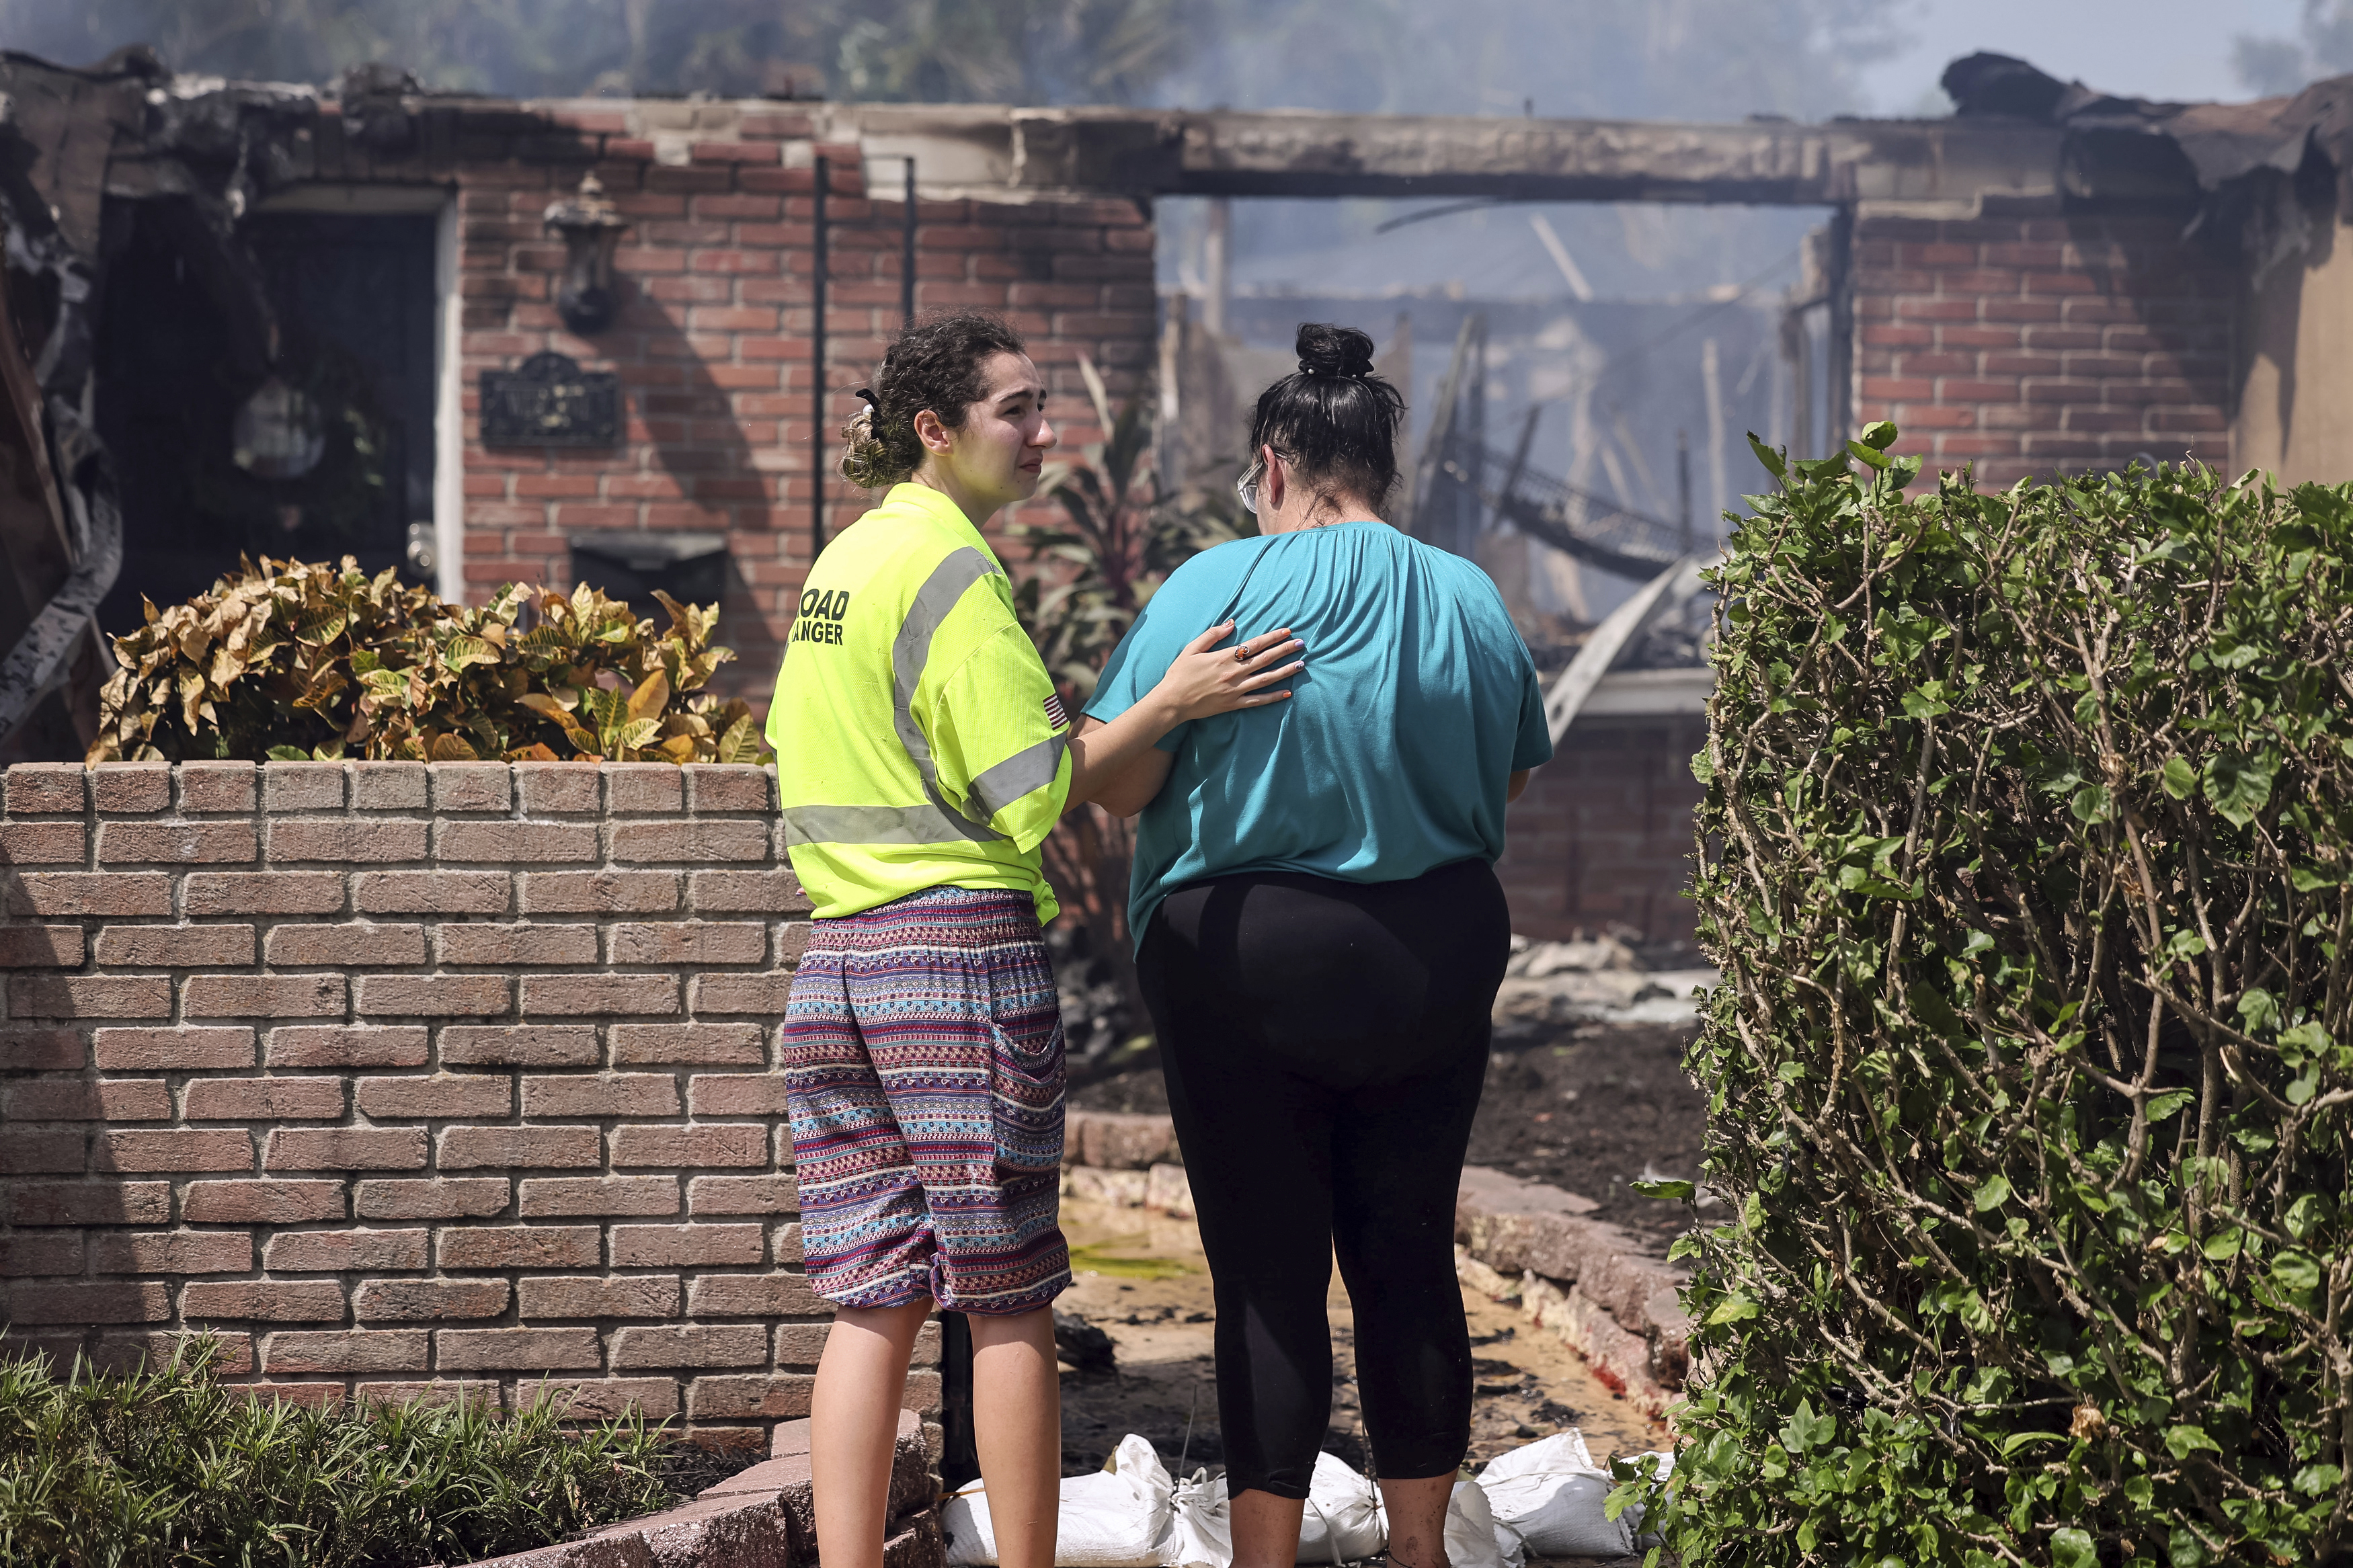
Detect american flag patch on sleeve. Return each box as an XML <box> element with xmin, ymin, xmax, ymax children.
<box><xmin>1043</xmin><ymin>692</ymin><xmax>1070</xmax><ymax>730</ymax></box>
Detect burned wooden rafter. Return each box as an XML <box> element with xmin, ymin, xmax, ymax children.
<box><xmin>0</xmin><ymin>203</ymin><xmax>114</xmax><ymax>757</ymax></box>
<box><xmin>1441</xmin><ymin>438</ymin><xmax>1685</xmax><ymax>584</ymax></box>
<box><xmin>824</xmin><ymin>102</ymin><xmax>2075</xmax><ymax>212</ymax></box>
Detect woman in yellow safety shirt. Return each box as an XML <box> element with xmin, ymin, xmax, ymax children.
<box><xmin>766</xmin><ymin>311</ymin><xmax>1302</xmax><ymax>1568</ymax></box>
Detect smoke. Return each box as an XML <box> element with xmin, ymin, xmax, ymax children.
<box><xmin>1160</xmin><ymin>0</ymin><xmax>1901</xmax><ymax>120</ymax></box>
<box><xmin>0</xmin><ymin>0</ymin><xmax>1901</xmax><ymax>113</ymax></box>
<box><xmin>2233</xmin><ymin>1</ymin><xmax>2353</xmax><ymax>96</ymax></box>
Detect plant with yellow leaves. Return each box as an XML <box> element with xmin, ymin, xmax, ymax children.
<box><xmin>89</xmin><ymin>556</ymin><xmax>770</xmax><ymax>766</ymax></box>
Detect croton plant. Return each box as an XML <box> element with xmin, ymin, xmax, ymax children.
<box><xmin>89</xmin><ymin>556</ymin><xmax>771</xmax><ymax>766</ymax></box>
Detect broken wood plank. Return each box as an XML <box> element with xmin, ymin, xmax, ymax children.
<box><xmin>1544</xmin><ymin>558</ymin><xmax>1702</xmax><ymax>745</ymax></box>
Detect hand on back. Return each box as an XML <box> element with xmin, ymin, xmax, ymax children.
<box><xmin>1154</xmin><ymin>620</ymin><xmax>1303</xmax><ymax>723</ymax></box>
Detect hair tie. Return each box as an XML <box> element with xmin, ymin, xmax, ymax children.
<box><xmin>856</xmin><ymin>388</ymin><xmax>879</xmax><ymax>412</ymax></box>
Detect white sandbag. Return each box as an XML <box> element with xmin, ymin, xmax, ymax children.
<box><xmin>1442</xmin><ymin>1477</ymin><xmax>1513</xmax><ymax>1568</ymax></box>
<box><xmin>943</xmin><ymin>1434</ymin><xmax>1176</xmax><ymax>1567</ymax></box>
<box><xmin>1480</xmin><ymin>1427</ymin><xmax>1595</xmax><ymax>1478</ymax></box>
<box><xmin>1474</xmin><ymin>1429</ymin><xmax>1628</xmax><ymax>1561</ymax></box>
<box><xmin>1296</xmin><ymin>1452</ymin><xmax>1386</xmax><ymax>1565</ymax></box>
<box><xmin>1168</xmin><ymin>1470</ymin><xmax>1231</xmax><ymax>1568</ymax></box>
<box><xmin>1168</xmin><ymin>1454</ymin><xmax>1387</xmax><ymax>1568</ymax></box>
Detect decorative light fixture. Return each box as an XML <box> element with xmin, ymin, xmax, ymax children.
<box><xmin>230</xmin><ymin>375</ymin><xmax>325</xmax><ymax>479</ymax></box>
<box><xmin>543</xmin><ymin>172</ymin><xmax>633</xmax><ymax>334</ymax></box>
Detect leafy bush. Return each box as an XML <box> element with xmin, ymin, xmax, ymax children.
<box><xmin>0</xmin><ymin>1339</ymin><xmax>678</xmax><ymax>1567</ymax></box>
<box><xmin>89</xmin><ymin>556</ymin><xmax>770</xmax><ymax>765</ymax></box>
<box><xmin>1636</xmin><ymin>426</ymin><xmax>2353</xmax><ymax>1566</ymax></box>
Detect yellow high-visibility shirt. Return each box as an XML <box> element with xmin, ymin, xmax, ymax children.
<box><xmin>765</xmin><ymin>483</ymin><xmax>1072</xmax><ymax>923</ymax></box>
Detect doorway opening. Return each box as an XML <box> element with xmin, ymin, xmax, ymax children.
<box><xmin>94</xmin><ymin>206</ymin><xmax>441</xmax><ymax>631</ymax></box>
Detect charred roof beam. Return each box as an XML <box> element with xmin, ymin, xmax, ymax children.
<box><xmin>829</xmin><ymin>104</ymin><xmax>2074</xmax><ymax>214</ymax></box>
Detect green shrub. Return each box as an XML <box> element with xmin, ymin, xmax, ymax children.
<box><xmin>0</xmin><ymin>1339</ymin><xmax>680</xmax><ymax>1567</ymax></box>
<box><xmin>89</xmin><ymin>556</ymin><xmax>770</xmax><ymax>765</ymax></box>
<box><xmin>1632</xmin><ymin>427</ymin><xmax>2353</xmax><ymax>1566</ymax></box>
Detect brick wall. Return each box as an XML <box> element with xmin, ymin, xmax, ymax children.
<box><xmin>1497</xmin><ymin>716</ymin><xmax>1706</xmax><ymax>953</ymax></box>
<box><xmin>0</xmin><ymin>759</ymin><xmax>925</xmax><ymax>1448</ymax></box>
<box><xmin>438</xmin><ymin>100</ymin><xmax>1156</xmax><ymax>700</ymax></box>
<box><xmin>1850</xmin><ymin>213</ymin><xmax>2235</xmax><ymax>487</ymax></box>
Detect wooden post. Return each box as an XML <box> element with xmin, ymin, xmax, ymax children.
<box><xmin>1411</xmin><ymin>314</ymin><xmax>1480</xmax><ymax>548</ymax></box>
<box><xmin>811</xmin><ymin>155</ymin><xmax>828</xmax><ymax>558</ymax></box>
<box><xmin>902</xmin><ymin>157</ymin><xmax>918</xmax><ymax>328</ymax></box>
<box><xmin>1462</xmin><ymin>313</ymin><xmax>1487</xmax><ymax>554</ymax></box>
<box><xmin>1204</xmin><ymin>198</ymin><xmax>1231</xmax><ymax>337</ymax></box>
<box><xmin>1782</xmin><ymin>305</ymin><xmax>1814</xmax><ymax>460</ymax></box>
<box><xmin>1499</xmin><ymin>403</ymin><xmax>1542</xmax><ymax>524</ymax></box>
<box><xmin>1384</xmin><ymin>309</ymin><xmax>1414</xmax><ymax>520</ymax></box>
<box><xmin>1701</xmin><ymin>335</ymin><xmax>1726</xmax><ymax>537</ymax></box>
<box><xmin>1825</xmin><ymin>206</ymin><xmax>1853</xmax><ymax>452</ymax></box>
<box><xmin>1675</xmin><ymin>429</ymin><xmax>1692</xmax><ymax>556</ymax></box>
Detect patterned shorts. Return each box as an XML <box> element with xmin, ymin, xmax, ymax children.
<box><xmin>783</xmin><ymin>885</ymin><xmax>1072</xmax><ymax>1314</ymax></box>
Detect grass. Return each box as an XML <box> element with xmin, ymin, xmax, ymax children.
<box><xmin>1066</xmin><ymin>1237</ymin><xmax>1198</xmax><ymax>1282</ymax></box>
<box><xmin>0</xmin><ymin>1337</ymin><xmax>682</xmax><ymax>1568</ymax></box>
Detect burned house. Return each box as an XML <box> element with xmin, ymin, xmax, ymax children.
<box><xmin>0</xmin><ymin>46</ymin><xmax>2346</xmax><ymax>944</ymax></box>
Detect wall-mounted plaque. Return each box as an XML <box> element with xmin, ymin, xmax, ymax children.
<box><xmin>479</xmin><ymin>351</ymin><xmax>621</xmax><ymax>448</ymax></box>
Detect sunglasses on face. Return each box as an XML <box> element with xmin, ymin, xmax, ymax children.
<box><xmin>1234</xmin><ymin>448</ymin><xmax>1296</xmax><ymax>516</ymax></box>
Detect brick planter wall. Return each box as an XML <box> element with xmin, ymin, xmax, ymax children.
<box><xmin>0</xmin><ymin>759</ymin><xmax>925</xmax><ymax>1448</ymax></box>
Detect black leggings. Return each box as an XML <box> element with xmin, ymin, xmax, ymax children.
<box><xmin>1137</xmin><ymin>857</ymin><xmax>1509</xmax><ymax>1499</ymax></box>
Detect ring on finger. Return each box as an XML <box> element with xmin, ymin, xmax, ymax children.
<box><xmin>1234</xmin><ymin>642</ymin><xmax>1250</xmax><ymax>663</ymax></box>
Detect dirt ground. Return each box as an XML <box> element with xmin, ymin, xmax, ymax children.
<box><xmin>1053</xmin><ymin>1196</ymin><xmax>1670</xmax><ymax>1483</ymax></box>
<box><xmin>1068</xmin><ymin>1016</ymin><xmax>1708</xmax><ymax>1235</ymax></box>
<box><xmin>1465</xmin><ymin>1017</ymin><xmax>1706</xmax><ymax>1234</ymax></box>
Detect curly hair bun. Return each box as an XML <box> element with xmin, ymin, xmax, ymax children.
<box><xmin>838</xmin><ymin>402</ymin><xmax>894</xmax><ymax>491</ymax></box>
<box><xmin>835</xmin><ymin>313</ymin><xmax>1027</xmax><ymax>491</ymax></box>
<box><xmin>1296</xmin><ymin>322</ymin><xmax>1378</xmax><ymax>379</ymax></box>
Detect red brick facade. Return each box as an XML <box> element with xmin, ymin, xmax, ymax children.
<box><xmin>1496</xmin><ymin>716</ymin><xmax>1706</xmax><ymax>953</ymax></box>
<box><xmin>1849</xmin><ymin>213</ymin><xmax>2236</xmax><ymax>488</ymax></box>
<box><xmin>437</xmin><ymin>101</ymin><xmax>1155</xmax><ymax>698</ymax></box>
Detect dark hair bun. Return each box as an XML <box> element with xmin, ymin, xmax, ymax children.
<box><xmin>1251</xmin><ymin>322</ymin><xmax>1406</xmax><ymax>514</ymax></box>
<box><xmin>1296</xmin><ymin>323</ymin><xmax>1376</xmax><ymax>379</ymax></box>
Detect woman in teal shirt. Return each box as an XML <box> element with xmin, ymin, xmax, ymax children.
<box><xmin>1079</xmin><ymin>324</ymin><xmax>1552</xmax><ymax>1568</ymax></box>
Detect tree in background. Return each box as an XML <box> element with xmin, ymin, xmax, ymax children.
<box><xmin>0</xmin><ymin>0</ymin><xmax>637</xmax><ymax>95</ymax></box>
<box><xmin>0</xmin><ymin>0</ymin><xmax>1185</xmax><ymax>103</ymax></box>
<box><xmin>1161</xmin><ymin>0</ymin><xmax>1899</xmax><ymax>124</ymax></box>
